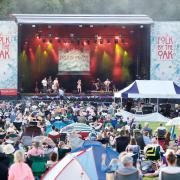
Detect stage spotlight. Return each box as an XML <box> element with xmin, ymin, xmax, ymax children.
<box><xmin>48</xmin><ymin>33</ymin><xmax>52</xmax><ymax>37</ymax></box>
<box><xmin>90</xmin><ymin>25</ymin><xmax>94</xmax><ymax>28</ymax></box>
<box><xmin>70</xmin><ymin>33</ymin><xmax>74</xmax><ymax>38</ymax></box>
<box><xmin>78</xmin><ymin>24</ymin><xmax>83</xmax><ymax>28</ymax></box>
<box><xmin>35</xmin><ymin>33</ymin><xmax>41</xmax><ymax>39</ymax></box>
<box><xmin>83</xmin><ymin>41</ymin><xmax>87</xmax><ymax>46</ymax></box>
<box><xmin>140</xmin><ymin>25</ymin><xmax>144</xmax><ymax>28</ymax></box>
<box><xmin>32</xmin><ymin>24</ymin><xmax>36</xmax><ymax>28</ymax></box>
<box><xmin>24</xmin><ymin>41</ymin><xmax>28</xmax><ymax>45</ymax></box>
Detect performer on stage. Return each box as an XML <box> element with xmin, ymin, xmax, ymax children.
<box><xmin>52</xmin><ymin>77</ymin><xmax>59</xmax><ymax>93</ymax></box>
<box><xmin>104</xmin><ymin>78</ymin><xmax>111</xmax><ymax>92</ymax></box>
<box><xmin>35</xmin><ymin>81</ymin><xmax>39</xmax><ymax>94</ymax></box>
<box><xmin>41</xmin><ymin>77</ymin><xmax>47</xmax><ymax>93</ymax></box>
<box><xmin>47</xmin><ymin>76</ymin><xmax>52</xmax><ymax>93</ymax></box>
<box><xmin>95</xmin><ymin>78</ymin><xmax>101</xmax><ymax>91</ymax></box>
<box><xmin>77</xmin><ymin>79</ymin><xmax>82</xmax><ymax>93</ymax></box>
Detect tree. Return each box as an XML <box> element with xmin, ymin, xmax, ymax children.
<box><xmin>0</xmin><ymin>0</ymin><xmax>17</xmax><ymax>17</ymax></box>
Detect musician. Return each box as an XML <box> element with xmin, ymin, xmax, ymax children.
<box><xmin>41</xmin><ymin>77</ymin><xmax>47</xmax><ymax>93</ymax></box>
<box><xmin>95</xmin><ymin>78</ymin><xmax>101</xmax><ymax>91</ymax></box>
<box><xmin>35</xmin><ymin>81</ymin><xmax>39</xmax><ymax>94</ymax></box>
<box><xmin>52</xmin><ymin>77</ymin><xmax>59</xmax><ymax>93</ymax></box>
<box><xmin>47</xmin><ymin>76</ymin><xmax>52</xmax><ymax>93</ymax></box>
<box><xmin>77</xmin><ymin>79</ymin><xmax>82</xmax><ymax>93</ymax></box>
<box><xmin>58</xmin><ymin>87</ymin><xmax>65</xmax><ymax>100</ymax></box>
<box><xmin>104</xmin><ymin>78</ymin><xmax>111</xmax><ymax>92</ymax></box>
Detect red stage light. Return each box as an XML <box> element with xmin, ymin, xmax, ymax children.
<box><xmin>55</xmin><ymin>37</ymin><xmax>59</xmax><ymax>40</ymax></box>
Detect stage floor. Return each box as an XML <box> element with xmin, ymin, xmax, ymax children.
<box><xmin>20</xmin><ymin>91</ymin><xmax>115</xmax><ymax>103</ymax></box>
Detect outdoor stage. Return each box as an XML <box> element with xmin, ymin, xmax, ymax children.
<box><xmin>13</xmin><ymin>14</ymin><xmax>152</xmax><ymax>95</ymax></box>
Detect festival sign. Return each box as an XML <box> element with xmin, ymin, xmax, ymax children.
<box><xmin>0</xmin><ymin>21</ymin><xmax>18</xmax><ymax>95</ymax></box>
<box><xmin>58</xmin><ymin>49</ymin><xmax>90</xmax><ymax>73</ymax></box>
<box><xmin>151</xmin><ymin>22</ymin><xmax>180</xmax><ymax>86</ymax></box>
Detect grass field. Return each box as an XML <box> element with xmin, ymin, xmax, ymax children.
<box><xmin>139</xmin><ymin>121</ymin><xmax>179</xmax><ymax>180</ymax></box>
<box><xmin>139</xmin><ymin>121</ymin><xmax>179</xmax><ymax>137</ymax></box>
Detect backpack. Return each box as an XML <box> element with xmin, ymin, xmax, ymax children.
<box><xmin>145</xmin><ymin>145</ymin><xmax>161</xmax><ymax>161</ymax></box>
<box><xmin>157</xmin><ymin>129</ymin><xmax>166</xmax><ymax>139</ymax></box>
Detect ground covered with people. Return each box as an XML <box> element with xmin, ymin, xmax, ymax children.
<box><xmin>0</xmin><ymin>100</ymin><xmax>179</xmax><ymax>180</ymax></box>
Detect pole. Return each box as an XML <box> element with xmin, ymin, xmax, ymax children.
<box><xmin>157</xmin><ymin>98</ymin><xmax>159</xmax><ymax>112</ymax></box>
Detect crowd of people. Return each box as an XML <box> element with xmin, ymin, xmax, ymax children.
<box><xmin>0</xmin><ymin>99</ymin><xmax>179</xmax><ymax>180</ymax></box>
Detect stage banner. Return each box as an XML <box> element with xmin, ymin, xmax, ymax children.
<box><xmin>151</xmin><ymin>22</ymin><xmax>180</xmax><ymax>86</ymax></box>
<box><xmin>0</xmin><ymin>21</ymin><xmax>18</xmax><ymax>95</ymax></box>
<box><xmin>58</xmin><ymin>49</ymin><xmax>90</xmax><ymax>74</ymax></box>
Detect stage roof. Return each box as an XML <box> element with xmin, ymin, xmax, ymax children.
<box><xmin>11</xmin><ymin>14</ymin><xmax>153</xmax><ymax>25</ymax></box>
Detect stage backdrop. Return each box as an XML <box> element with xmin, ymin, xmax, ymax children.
<box><xmin>151</xmin><ymin>22</ymin><xmax>180</xmax><ymax>86</ymax></box>
<box><xmin>0</xmin><ymin>21</ymin><xmax>18</xmax><ymax>95</ymax></box>
<box><xmin>58</xmin><ymin>49</ymin><xmax>90</xmax><ymax>74</ymax></box>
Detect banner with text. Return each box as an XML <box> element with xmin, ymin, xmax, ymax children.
<box><xmin>0</xmin><ymin>21</ymin><xmax>18</xmax><ymax>95</ymax></box>
<box><xmin>58</xmin><ymin>49</ymin><xmax>90</xmax><ymax>74</ymax></box>
<box><xmin>151</xmin><ymin>22</ymin><xmax>180</xmax><ymax>86</ymax></box>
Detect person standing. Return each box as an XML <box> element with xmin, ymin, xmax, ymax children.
<box><xmin>52</xmin><ymin>77</ymin><xmax>59</xmax><ymax>93</ymax></box>
<box><xmin>8</xmin><ymin>150</ymin><xmax>34</xmax><ymax>180</ymax></box>
<box><xmin>47</xmin><ymin>76</ymin><xmax>52</xmax><ymax>93</ymax></box>
<box><xmin>104</xmin><ymin>78</ymin><xmax>111</xmax><ymax>92</ymax></box>
<box><xmin>41</xmin><ymin>77</ymin><xmax>47</xmax><ymax>93</ymax></box>
<box><xmin>77</xmin><ymin>79</ymin><xmax>82</xmax><ymax>93</ymax></box>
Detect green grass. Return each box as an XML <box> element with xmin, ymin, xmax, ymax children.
<box><xmin>139</xmin><ymin>121</ymin><xmax>179</xmax><ymax>137</ymax></box>
<box><xmin>138</xmin><ymin>122</ymin><xmax>178</xmax><ymax>180</ymax></box>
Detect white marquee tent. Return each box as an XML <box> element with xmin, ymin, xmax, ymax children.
<box><xmin>114</xmin><ymin>80</ymin><xmax>180</xmax><ymax>99</ymax></box>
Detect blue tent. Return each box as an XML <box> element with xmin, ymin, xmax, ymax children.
<box><xmin>44</xmin><ymin>146</ymin><xmax>119</xmax><ymax>180</ymax></box>
<box><xmin>72</xmin><ymin>141</ymin><xmax>119</xmax><ymax>180</ymax></box>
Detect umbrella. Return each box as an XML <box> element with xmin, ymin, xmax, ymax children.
<box><xmin>60</xmin><ymin>123</ymin><xmax>93</xmax><ymax>133</ymax></box>
<box><xmin>52</xmin><ymin>121</ymin><xmax>67</xmax><ymax>129</ymax></box>
<box><xmin>166</xmin><ymin>117</ymin><xmax>180</xmax><ymax>126</ymax></box>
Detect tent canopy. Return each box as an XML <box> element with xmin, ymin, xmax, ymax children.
<box><xmin>43</xmin><ymin>146</ymin><xmax>118</xmax><ymax>180</ymax></box>
<box><xmin>114</xmin><ymin>80</ymin><xmax>180</xmax><ymax>99</ymax></box>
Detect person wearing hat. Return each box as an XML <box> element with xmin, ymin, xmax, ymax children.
<box><xmin>3</xmin><ymin>144</ymin><xmax>15</xmax><ymax>166</ymax></box>
<box><xmin>0</xmin><ymin>145</ymin><xmax>10</xmax><ymax>180</ymax></box>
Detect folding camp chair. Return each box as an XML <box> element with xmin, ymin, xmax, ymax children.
<box><xmin>114</xmin><ymin>171</ymin><xmax>139</xmax><ymax>180</ymax></box>
<box><xmin>48</xmin><ymin>134</ymin><xmax>60</xmax><ymax>144</ymax></box>
<box><xmin>28</xmin><ymin>156</ymin><xmax>48</xmax><ymax>177</ymax></box>
<box><xmin>13</xmin><ymin>122</ymin><xmax>22</xmax><ymax>131</ymax></box>
<box><xmin>161</xmin><ymin>171</ymin><xmax>180</xmax><ymax>180</ymax></box>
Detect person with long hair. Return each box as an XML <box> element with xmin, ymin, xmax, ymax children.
<box><xmin>8</xmin><ymin>150</ymin><xmax>34</xmax><ymax>180</ymax></box>
<box><xmin>77</xmin><ymin>79</ymin><xmax>82</xmax><ymax>93</ymax></box>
